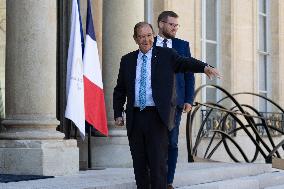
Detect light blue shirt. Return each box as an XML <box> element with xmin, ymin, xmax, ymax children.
<box><xmin>134</xmin><ymin>48</ymin><xmax>155</xmax><ymax>107</ymax></box>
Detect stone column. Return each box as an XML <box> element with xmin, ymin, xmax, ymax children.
<box><xmin>88</xmin><ymin>0</ymin><xmax>144</xmax><ymax>168</ymax></box>
<box><xmin>279</xmin><ymin>0</ymin><xmax>284</xmax><ymax>107</ymax></box>
<box><xmin>0</xmin><ymin>0</ymin><xmax>78</xmax><ymax>175</ymax></box>
<box><xmin>0</xmin><ymin>0</ymin><xmax>5</xmax><ymax>119</ymax></box>
<box><xmin>270</xmin><ymin>0</ymin><xmax>284</xmax><ymax>108</ymax></box>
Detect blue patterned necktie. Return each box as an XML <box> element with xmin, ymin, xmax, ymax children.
<box><xmin>139</xmin><ymin>54</ymin><xmax>147</xmax><ymax>110</ymax></box>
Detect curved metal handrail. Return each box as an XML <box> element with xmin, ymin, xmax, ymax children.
<box><xmin>186</xmin><ymin>84</ymin><xmax>284</xmax><ymax>163</ymax></box>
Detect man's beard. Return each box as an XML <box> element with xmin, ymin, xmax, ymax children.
<box><xmin>162</xmin><ymin>31</ymin><xmax>175</xmax><ymax>39</ymax></box>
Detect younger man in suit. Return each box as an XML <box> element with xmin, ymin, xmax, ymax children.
<box><xmin>154</xmin><ymin>11</ymin><xmax>194</xmax><ymax>189</ymax></box>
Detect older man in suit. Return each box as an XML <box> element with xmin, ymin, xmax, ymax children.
<box><xmin>113</xmin><ymin>22</ymin><xmax>219</xmax><ymax>189</ymax></box>
<box><xmin>154</xmin><ymin>11</ymin><xmax>195</xmax><ymax>189</ymax></box>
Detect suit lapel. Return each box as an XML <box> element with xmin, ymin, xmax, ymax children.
<box><xmin>151</xmin><ymin>47</ymin><xmax>158</xmax><ymax>82</ymax></box>
<box><xmin>153</xmin><ymin>37</ymin><xmax>157</xmax><ymax>47</ymax></box>
<box><xmin>129</xmin><ymin>50</ymin><xmax>139</xmax><ymax>92</ymax></box>
<box><xmin>172</xmin><ymin>38</ymin><xmax>178</xmax><ymax>49</ymax></box>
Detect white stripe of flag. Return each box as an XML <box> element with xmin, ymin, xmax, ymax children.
<box><xmin>65</xmin><ymin>0</ymin><xmax>85</xmax><ymax>138</ymax></box>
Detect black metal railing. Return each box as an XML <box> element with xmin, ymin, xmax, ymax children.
<box><xmin>186</xmin><ymin>84</ymin><xmax>284</xmax><ymax>163</ymax></box>
<box><xmin>257</xmin><ymin>112</ymin><xmax>284</xmax><ymax>136</ymax></box>
<box><xmin>201</xmin><ymin>110</ymin><xmax>237</xmax><ymax>138</ymax></box>
<box><xmin>201</xmin><ymin>110</ymin><xmax>284</xmax><ymax>137</ymax></box>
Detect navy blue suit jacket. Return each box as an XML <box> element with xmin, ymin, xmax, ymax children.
<box><xmin>154</xmin><ymin>37</ymin><xmax>195</xmax><ymax>106</ymax></box>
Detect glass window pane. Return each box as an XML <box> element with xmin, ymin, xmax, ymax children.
<box><xmin>259</xmin><ymin>0</ymin><xmax>266</xmax><ymax>14</ymax></box>
<box><xmin>206</xmin><ymin>42</ymin><xmax>217</xmax><ymax>101</ymax></box>
<box><xmin>259</xmin><ymin>55</ymin><xmax>267</xmax><ymax>91</ymax></box>
<box><xmin>206</xmin><ymin>42</ymin><xmax>217</xmax><ymax>67</ymax></box>
<box><xmin>206</xmin><ymin>0</ymin><xmax>216</xmax><ymax>41</ymax></box>
<box><xmin>259</xmin><ymin>92</ymin><xmax>267</xmax><ymax>112</ymax></box>
<box><xmin>259</xmin><ymin>15</ymin><xmax>267</xmax><ymax>51</ymax></box>
<box><xmin>206</xmin><ymin>87</ymin><xmax>217</xmax><ymax>103</ymax></box>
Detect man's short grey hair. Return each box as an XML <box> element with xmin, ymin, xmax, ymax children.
<box><xmin>133</xmin><ymin>22</ymin><xmax>154</xmax><ymax>38</ymax></box>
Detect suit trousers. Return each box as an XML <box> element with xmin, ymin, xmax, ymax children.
<box><xmin>128</xmin><ymin>107</ymin><xmax>168</xmax><ymax>189</ymax></box>
<box><xmin>167</xmin><ymin>106</ymin><xmax>183</xmax><ymax>184</ymax></box>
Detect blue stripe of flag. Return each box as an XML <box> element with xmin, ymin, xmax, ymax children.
<box><xmin>77</xmin><ymin>0</ymin><xmax>85</xmax><ymax>55</ymax></box>
<box><xmin>86</xmin><ymin>0</ymin><xmax>96</xmax><ymax>41</ymax></box>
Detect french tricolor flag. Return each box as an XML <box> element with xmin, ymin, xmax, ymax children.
<box><xmin>83</xmin><ymin>0</ymin><xmax>108</xmax><ymax>136</ymax></box>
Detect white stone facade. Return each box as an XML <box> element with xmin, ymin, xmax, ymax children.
<box><xmin>0</xmin><ymin>0</ymin><xmax>284</xmax><ymax>175</ymax></box>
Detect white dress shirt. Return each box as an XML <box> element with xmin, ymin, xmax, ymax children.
<box><xmin>134</xmin><ymin>48</ymin><xmax>155</xmax><ymax>107</ymax></box>
<box><xmin>156</xmin><ymin>35</ymin><xmax>173</xmax><ymax>48</ymax></box>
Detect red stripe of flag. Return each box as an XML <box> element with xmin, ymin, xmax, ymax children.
<box><xmin>84</xmin><ymin>76</ymin><xmax>108</xmax><ymax>136</ymax></box>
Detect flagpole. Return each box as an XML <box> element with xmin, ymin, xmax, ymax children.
<box><xmin>88</xmin><ymin>125</ymin><xmax>92</xmax><ymax>168</ymax></box>
<box><xmin>73</xmin><ymin>122</ymin><xmax>77</xmax><ymax>139</ymax></box>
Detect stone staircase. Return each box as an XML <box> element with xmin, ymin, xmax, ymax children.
<box><xmin>1</xmin><ymin>163</ymin><xmax>284</xmax><ymax>189</ymax></box>
<box><xmin>177</xmin><ymin>163</ymin><xmax>284</xmax><ymax>189</ymax></box>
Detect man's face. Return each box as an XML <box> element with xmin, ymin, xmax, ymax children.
<box><xmin>134</xmin><ymin>25</ymin><xmax>154</xmax><ymax>54</ymax></box>
<box><xmin>159</xmin><ymin>16</ymin><xmax>179</xmax><ymax>38</ymax></box>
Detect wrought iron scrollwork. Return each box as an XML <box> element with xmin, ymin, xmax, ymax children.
<box><xmin>186</xmin><ymin>84</ymin><xmax>284</xmax><ymax>163</ymax></box>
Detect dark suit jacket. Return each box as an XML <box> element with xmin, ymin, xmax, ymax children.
<box><xmin>113</xmin><ymin>46</ymin><xmax>207</xmax><ymax>135</ymax></box>
<box><xmin>154</xmin><ymin>37</ymin><xmax>195</xmax><ymax>106</ymax></box>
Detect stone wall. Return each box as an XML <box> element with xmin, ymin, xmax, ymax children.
<box><xmin>0</xmin><ymin>0</ymin><xmax>5</xmax><ymax>119</ymax></box>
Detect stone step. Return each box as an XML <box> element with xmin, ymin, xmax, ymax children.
<box><xmin>173</xmin><ymin>163</ymin><xmax>272</xmax><ymax>187</ymax></box>
<box><xmin>178</xmin><ymin>170</ymin><xmax>284</xmax><ymax>189</ymax></box>
<box><xmin>0</xmin><ymin>163</ymin><xmax>275</xmax><ymax>189</ymax></box>
<box><xmin>265</xmin><ymin>184</ymin><xmax>284</xmax><ymax>189</ymax></box>
<box><xmin>252</xmin><ymin>171</ymin><xmax>284</xmax><ymax>188</ymax></box>
<box><xmin>178</xmin><ymin>178</ymin><xmax>260</xmax><ymax>189</ymax></box>
<box><xmin>0</xmin><ymin>168</ymin><xmax>135</xmax><ymax>189</ymax></box>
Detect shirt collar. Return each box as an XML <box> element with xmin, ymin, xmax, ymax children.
<box><xmin>138</xmin><ymin>47</ymin><xmax>153</xmax><ymax>59</ymax></box>
<box><xmin>157</xmin><ymin>35</ymin><xmax>172</xmax><ymax>44</ymax></box>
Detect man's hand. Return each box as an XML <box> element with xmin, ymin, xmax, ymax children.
<box><xmin>115</xmin><ymin>117</ymin><xmax>124</xmax><ymax>126</ymax></box>
<box><xmin>183</xmin><ymin>103</ymin><xmax>192</xmax><ymax>113</ymax></box>
<box><xmin>204</xmin><ymin>66</ymin><xmax>221</xmax><ymax>80</ymax></box>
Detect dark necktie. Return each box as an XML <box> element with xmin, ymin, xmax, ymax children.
<box><xmin>163</xmin><ymin>38</ymin><xmax>168</xmax><ymax>47</ymax></box>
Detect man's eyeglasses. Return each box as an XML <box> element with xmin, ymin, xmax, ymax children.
<box><xmin>161</xmin><ymin>21</ymin><xmax>180</xmax><ymax>28</ymax></box>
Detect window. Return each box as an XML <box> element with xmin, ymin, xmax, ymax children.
<box><xmin>258</xmin><ymin>0</ymin><xmax>270</xmax><ymax>112</ymax></box>
<box><xmin>201</xmin><ymin>0</ymin><xmax>220</xmax><ymax>103</ymax></box>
